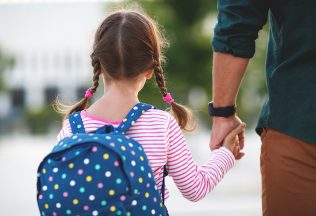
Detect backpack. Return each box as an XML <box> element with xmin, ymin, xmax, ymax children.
<box><xmin>36</xmin><ymin>103</ymin><xmax>167</xmax><ymax>216</ymax></box>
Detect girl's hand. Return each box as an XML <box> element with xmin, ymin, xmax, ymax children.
<box><xmin>223</xmin><ymin>123</ymin><xmax>246</xmax><ymax>160</ymax></box>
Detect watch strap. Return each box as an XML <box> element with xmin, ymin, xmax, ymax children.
<box><xmin>208</xmin><ymin>101</ymin><xmax>236</xmax><ymax>117</ymax></box>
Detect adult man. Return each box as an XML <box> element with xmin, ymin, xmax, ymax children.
<box><xmin>209</xmin><ymin>0</ymin><xmax>316</xmax><ymax>215</ymax></box>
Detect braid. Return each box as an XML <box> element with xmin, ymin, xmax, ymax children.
<box><xmin>153</xmin><ymin>56</ymin><xmax>196</xmax><ymax>132</ymax></box>
<box><xmin>153</xmin><ymin>58</ymin><xmax>167</xmax><ymax>97</ymax></box>
<box><xmin>90</xmin><ymin>55</ymin><xmax>102</xmax><ymax>93</ymax></box>
<box><xmin>54</xmin><ymin>55</ymin><xmax>102</xmax><ymax>121</ymax></box>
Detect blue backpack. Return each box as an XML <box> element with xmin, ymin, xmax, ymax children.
<box><xmin>36</xmin><ymin>103</ymin><xmax>167</xmax><ymax>216</ymax></box>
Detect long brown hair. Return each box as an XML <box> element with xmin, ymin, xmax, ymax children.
<box><xmin>55</xmin><ymin>9</ymin><xmax>196</xmax><ymax>131</ymax></box>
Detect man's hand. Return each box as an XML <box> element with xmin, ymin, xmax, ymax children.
<box><xmin>210</xmin><ymin>114</ymin><xmax>245</xmax><ymax>153</ymax></box>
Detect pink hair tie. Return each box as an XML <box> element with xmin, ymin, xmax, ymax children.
<box><xmin>85</xmin><ymin>89</ymin><xmax>94</xmax><ymax>99</ymax></box>
<box><xmin>163</xmin><ymin>92</ymin><xmax>174</xmax><ymax>104</ymax></box>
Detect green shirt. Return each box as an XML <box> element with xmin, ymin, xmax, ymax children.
<box><xmin>212</xmin><ymin>0</ymin><xmax>316</xmax><ymax>144</ymax></box>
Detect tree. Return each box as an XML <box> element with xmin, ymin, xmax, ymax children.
<box><xmin>112</xmin><ymin>0</ymin><xmax>268</xmax><ymax>126</ymax></box>
<box><xmin>0</xmin><ymin>48</ymin><xmax>15</xmax><ymax>91</ymax></box>
<box><xmin>120</xmin><ymin>0</ymin><xmax>217</xmax><ymax>106</ymax></box>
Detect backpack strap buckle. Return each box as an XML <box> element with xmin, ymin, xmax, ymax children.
<box><xmin>95</xmin><ymin>125</ymin><xmax>115</xmax><ymax>134</ymax></box>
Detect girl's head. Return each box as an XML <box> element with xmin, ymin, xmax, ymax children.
<box><xmin>58</xmin><ymin>10</ymin><xmax>195</xmax><ymax>131</ymax></box>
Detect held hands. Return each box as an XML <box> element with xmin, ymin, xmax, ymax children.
<box><xmin>222</xmin><ymin>123</ymin><xmax>246</xmax><ymax>159</ymax></box>
<box><xmin>210</xmin><ymin>115</ymin><xmax>246</xmax><ymax>160</ymax></box>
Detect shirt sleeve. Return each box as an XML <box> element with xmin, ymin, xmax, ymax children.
<box><xmin>57</xmin><ymin>119</ymin><xmax>72</xmax><ymax>141</ymax></box>
<box><xmin>212</xmin><ymin>0</ymin><xmax>270</xmax><ymax>58</ymax></box>
<box><xmin>166</xmin><ymin>115</ymin><xmax>235</xmax><ymax>202</ymax></box>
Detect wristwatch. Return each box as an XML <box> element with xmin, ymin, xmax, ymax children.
<box><xmin>208</xmin><ymin>101</ymin><xmax>236</xmax><ymax>117</ymax></box>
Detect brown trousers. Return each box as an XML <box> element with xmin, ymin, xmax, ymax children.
<box><xmin>260</xmin><ymin>129</ymin><xmax>316</xmax><ymax>216</ymax></box>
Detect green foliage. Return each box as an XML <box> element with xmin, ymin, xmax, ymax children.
<box><xmin>114</xmin><ymin>0</ymin><xmax>268</xmax><ymax>127</ymax></box>
<box><xmin>17</xmin><ymin>0</ymin><xmax>268</xmax><ymax>135</ymax></box>
<box><xmin>24</xmin><ymin>106</ymin><xmax>60</xmax><ymax>134</ymax></box>
<box><xmin>0</xmin><ymin>48</ymin><xmax>15</xmax><ymax>91</ymax></box>
<box><xmin>118</xmin><ymin>0</ymin><xmax>216</xmax><ymax>109</ymax></box>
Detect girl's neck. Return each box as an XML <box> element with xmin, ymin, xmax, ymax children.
<box><xmin>101</xmin><ymin>87</ymin><xmax>139</xmax><ymax>108</ymax></box>
<box><xmin>103</xmin><ymin>78</ymin><xmax>140</xmax><ymax>104</ymax></box>
<box><xmin>86</xmin><ymin>79</ymin><xmax>141</xmax><ymax>122</ymax></box>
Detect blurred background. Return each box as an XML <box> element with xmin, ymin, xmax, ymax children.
<box><xmin>0</xmin><ymin>0</ymin><xmax>268</xmax><ymax>215</ymax></box>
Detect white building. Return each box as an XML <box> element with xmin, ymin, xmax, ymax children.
<box><xmin>0</xmin><ymin>1</ymin><xmax>106</xmax><ymax>117</ymax></box>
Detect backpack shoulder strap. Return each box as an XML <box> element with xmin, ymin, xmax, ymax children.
<box><xmin>68</xmin><ymin>111</ymin><xmax>86</xmax><ymax>134</ymax></box>
<box><xmin>116</xmin><ymin>102</ymin><xmax>155</xmax><ymax>133</ymax></box>
<box><xmin>161</xmin><ymin>165</ymin><xmax>168</xmax><ymax>205</ymax></box>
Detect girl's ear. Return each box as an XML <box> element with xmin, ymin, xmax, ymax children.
<box><xmin>145</xmin><ymin>70</ymin><xmax>153</xmax><ymax>79</ymax></box>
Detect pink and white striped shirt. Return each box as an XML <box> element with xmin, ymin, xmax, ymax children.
<box><xmin>57</xmin><ymin>108</ymin><xmax>235</xmax><ymax>202</ymax></box>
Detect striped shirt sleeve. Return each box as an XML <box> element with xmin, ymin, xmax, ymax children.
<box><xmin>166</xmin><ymin>114</ymin><xmax>235</xmax><ymax>202</ymax></box>
<box><xmin>57</xmin><ymin>119</ymin><xmax>71</xmax><ymax>141</ymax></box>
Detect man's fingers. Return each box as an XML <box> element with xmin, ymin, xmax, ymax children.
<box><xmin>232</xmin><ymin>123</ymin><xmax>246</xmax><ymax>135</ymax></box>
<box><xmin>210</xmin><ymin>131</ymin><xmax>225</xmax><ymax>150</ymax></box>
<box><xmin>226</xmin><ymin>123</ymin><xmax>246</xmax><ymax>141</ymax></box>
<box><xmin>211</xmin><ymin>124</ymin><xmax>231</xmax><ymax>150</ymax></box>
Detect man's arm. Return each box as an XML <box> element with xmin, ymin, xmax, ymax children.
<box><xmin>210</xmin><ymin>52</ymin><xmax>248</xmax><ymax>152</ymax></box>
<box><xmin>210</xmin><ymin>0</ymin><xmax>269</xmax><ymax>152</ymax></box>
<box><xmin>212</xmin><ymin>52</ymin><xmax>249</xmax><ymax>107</ymax></box>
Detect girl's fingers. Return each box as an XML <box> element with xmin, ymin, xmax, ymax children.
<box><xmin>236</xmin><ymin>151</ymin><xmax>245</xmax><ymax>160</ymax></box>
<box><xmin>232</xmin><ymin>142</ymin><xmax>245</xmax><ymax>160</ymax></box>
<box><xmin>238</xmin><ymin>131</ymin><xmax>245</xmax><ymax>150</ymax></box>
<box><xmin>233</xmin><ymin>143</ymin><xmax>239</xmax><ymax>156</ymax></box>
<box><xmin>223</xmin><ymin>123</ymin><xmax>246</xmax><ymax>158</ymax></box>
<box><xmin>225</xmin><ymin>123</ymin><xmax>245</xmax><ymax>146</ymax></box>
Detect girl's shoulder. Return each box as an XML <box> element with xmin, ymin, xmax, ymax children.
<box><xmin>57</xmin><ymin>107</ymin><xmax>177</xmax><ymax>141</ymax></box>
<box><xmin>139</xmin><ymin>106</ymin><xmax>175</xmax><ymax>123</ymax></box>
<box><xmin>139</xmin><ymin>107</ymin><xmax>181</xmax><ymax>131</ymax></box>
<box><xmin>61</xmin><ymin>108</ymin><xmax>172</xmax><ymax>125</ymax></box>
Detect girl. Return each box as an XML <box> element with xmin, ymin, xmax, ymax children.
<box><xmin>56</xmin><ymin>9</ymin><xmax>245</xmax><ymax>214</ymax></box>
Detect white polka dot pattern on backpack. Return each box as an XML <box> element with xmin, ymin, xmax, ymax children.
<box><xmin>37</xmin><ymin>103</ymin><xmax>166</xmax><ymax>216</ymax></box>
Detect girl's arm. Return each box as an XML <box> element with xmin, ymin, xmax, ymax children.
<box><xmin>57</xmin><ymin>119</ymin><xmax>71</xmax><ymax>141</ymax></box>
<box><xmin>166</xmin><ymin>115</ymin><xmax>238</xmax><ymax>202</ymax></box>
